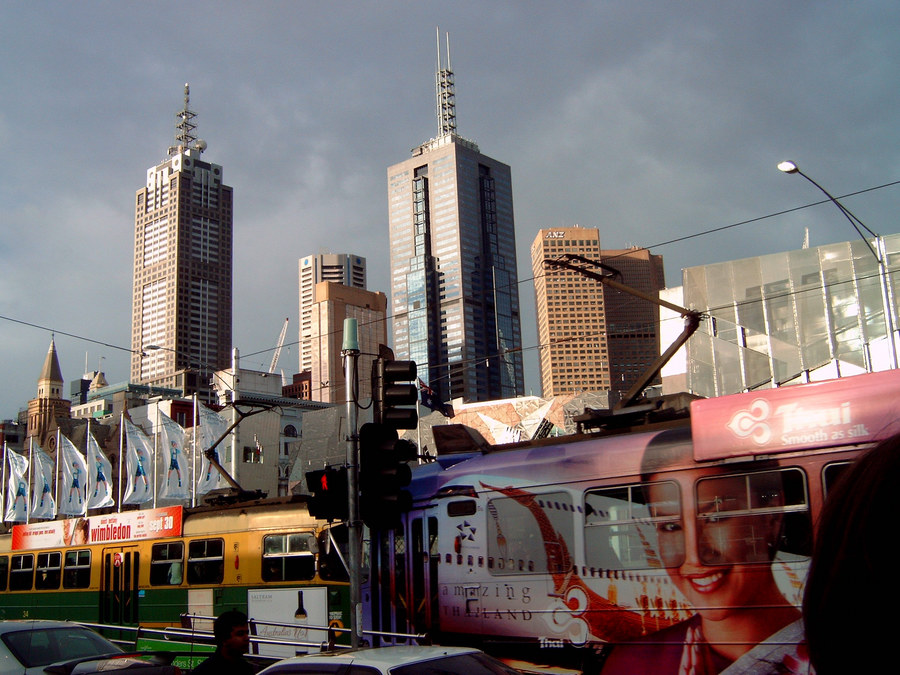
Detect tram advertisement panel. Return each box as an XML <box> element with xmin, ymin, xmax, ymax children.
<box><xmin>11</xmin><ymin>506</ymin><xmax>183</xmax><ymax>550</ymax></box>
<box><xmin>434</xmin><ymin>429</ymin><xmax>811</xmax><ymax>674</ymax></box>
<box><xmin>248</xmin><ymin>587</ymin><xmax>328</xmax><ymax>656</ymax></box>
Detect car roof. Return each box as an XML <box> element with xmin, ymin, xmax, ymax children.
<box><xmin>0</xmin><ymin>620</ymin><xmax>95</xmax><ymax>635</ymax></box>
<box><xmin>265</xmin><ymin>646</ymin><xmax>483</xmax><ymax>669</ymax></box>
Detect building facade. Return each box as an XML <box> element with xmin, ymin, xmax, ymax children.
<box><xmin>387</xmin><ymin>37</ymin><xmax>523</xmax><ymax>403</ymax></box>
<box><xmin>26</xmin><ymin>338</ymin><xmax>71</xmax><ymax>448</ymax></box>
<box><xmin>298</xmin><ymin>253</ymin><xmax>366</xmax><ymax>374</ymax></box>
<box><xmin>531</xmin><ymin>227</ymin><xmax>665</xmax><ymax>397</ymax></box>
<box><xmin>130</xmin><ymin>85</ymin><xmax>232</xmax><ymax>402</ymax></box>
<box><xmin>307</xmin><ymin>282</ymin><xmax>387</xmax><ymax>403</ymax></box>
<box><xmin>684</xmin><ymin>234</ymin><xmax>900</xmax><ymax>397</ymax></box>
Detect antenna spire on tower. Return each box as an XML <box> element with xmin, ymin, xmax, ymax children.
<box><xmin>172</xmin><ymin>82</ymin><xmax>199</xmax><ymax>155</ymax></box>
<box><xmin>435</xmin><ymin>28</ymin><xmax>456</xmax><ymax>137</ymax></box>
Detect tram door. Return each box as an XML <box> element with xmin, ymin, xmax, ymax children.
<box><xmin>100</xmin><ymin>546</ymin><xmax>140</xmax><ymax>624</ymax></box>
<box><xmin>409</xmin><ymin>517</ymin><xmax>439</xmax><ymax>637</ymax></box>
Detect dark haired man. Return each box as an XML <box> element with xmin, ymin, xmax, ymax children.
<box><xmin>192</xmin><ymin>610</ymin><xmax>255</xmax><ymax>675</ymax></box>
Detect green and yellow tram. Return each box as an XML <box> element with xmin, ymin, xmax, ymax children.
<box><xmin>0</xmin><ymin>496</ymin><xmax>349</xmax><ymax>641</ymax></box>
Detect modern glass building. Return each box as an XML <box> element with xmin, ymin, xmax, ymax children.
<box><xmin>684</xmin><ymin>234</ymin><xmax>900</xmax><ymax>397</ymax></box>
<box><xmin>386</xmin><ymin>37</ymin><xmax>523</xmax><ymax>404</ymax></box>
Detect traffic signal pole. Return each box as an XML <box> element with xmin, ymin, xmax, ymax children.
<box><xmin>341</xmin><ymin>319</ymin><xmax>362</xmax><ymax>648</ymax></box>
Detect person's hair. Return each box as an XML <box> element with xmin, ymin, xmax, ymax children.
<box><xmin>803</xmin><ymin>433</ymin><xmax>900</xmax><ymax>674</ymax></box>
<box><xmin>213</xmin><ymin>609</ymin><xmax>248</xmax><ymax>645</ymax></box>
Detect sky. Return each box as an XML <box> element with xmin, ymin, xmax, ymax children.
<box><xmin>1</xmin><ymin>1</ymin><xmax>899</xmax><ymax>418</ymax></box>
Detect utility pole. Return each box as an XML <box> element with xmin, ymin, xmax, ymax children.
<box><xmin>341</xmin><ymin>318</ymin><xmax>362</xmax><ymax>647</ymax></box>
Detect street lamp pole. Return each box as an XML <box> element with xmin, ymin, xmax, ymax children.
<box><xmin>777</xmin><ymin>161</ymin><xmax>898</xmax><ymax>369</ymax></box>
<box><xmin>341</xmin><ymin>318</ymin><xmax>362</xmax><ymax>648</ymax></box>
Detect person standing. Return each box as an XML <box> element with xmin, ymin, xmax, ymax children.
<box><xmin>192</xmin><ymin>610</ymin><xmax>256</xmax><ymax>675</ymax></box>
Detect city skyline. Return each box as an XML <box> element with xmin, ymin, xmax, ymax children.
<box><xmin>1</xmin><ymin>3</ymin><xmax>899</xmax><ymax>415</ymax></box>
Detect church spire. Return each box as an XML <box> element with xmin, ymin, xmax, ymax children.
<box><xmin>38</xmin><ymin>335</ymin><xmax>64</xmax><ymax>391</ymax></box>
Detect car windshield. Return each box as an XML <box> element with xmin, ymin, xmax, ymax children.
<box><xmin>391</xmin><ymin>652</ymin><xmax>521</xmax><ymax>675</ymax></box>
<box><xmin>2</xmin><ymin>626</ymin><xmax>122</xmax><ymax>668</ymax></box>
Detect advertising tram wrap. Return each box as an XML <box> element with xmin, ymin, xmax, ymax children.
<box><xmin>364</xmin><ymin>370</ymin><xmax>900</xmax><ymax>674</ymax></box>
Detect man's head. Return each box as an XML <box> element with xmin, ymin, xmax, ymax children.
<box><xmin>214</xmin><ymin>610</ymin><xmax>250</xmax><ymax>657</ymax></box>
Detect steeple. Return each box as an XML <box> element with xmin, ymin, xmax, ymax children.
<box><xmin>435</xmin><ymin>28</ymin><xmax>456</xmax><ymax>137</ymax></box>
<box><xmin>37</xmin><ymin>336</ymin><xmax>64</xmax><ymax>397</ymax></box>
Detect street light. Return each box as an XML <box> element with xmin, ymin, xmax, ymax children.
<box><xmin>777</xmin><ymin>160</ymin><xmax>897</xmax><ymax>369</ymax></box>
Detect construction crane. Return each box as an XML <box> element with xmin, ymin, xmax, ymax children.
<box><xmin>269</xmin><ymin>318</ymin><xmax>289</xmax><ymax>373</ymax></box>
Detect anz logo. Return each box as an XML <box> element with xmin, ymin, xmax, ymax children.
<box><xmin>545</xmin><ymin>231</ymin><xmax>567</xmax><ymax>239</ymax></box>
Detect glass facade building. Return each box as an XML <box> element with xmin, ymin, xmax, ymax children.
<box><xmin>388</xmin><ymin>135</ymin><xmax>524</xmax><ymax>404</ymax></box>
<box><xmin>685</xmin><ymin>234</ymin><xmax>900</xmax><ymax>397</ymax></box>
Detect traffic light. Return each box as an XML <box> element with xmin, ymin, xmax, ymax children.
<box><xmin>372</xmin><ymin>355</ymin><xmax>418</xmax><ymax>429</ymax></box>
<box><xmin>358</xmin><ymin>422</ymin><xmax>417</xmax><ymax>530</ymax></box>
<box><xmin>305</xmin><ymin>466</ymin><xmax>349</xmax><ymax>522</ymax></box>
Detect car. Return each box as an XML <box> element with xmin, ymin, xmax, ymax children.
<box><xmin>0</xmin><ymin>620</ymin><xmax>180</xmax><ymax>675</ymax></box>
<box><xmin>256</xmin><ymin>645</ymin><xmax>522</xmax><ymax>675</ymax></box>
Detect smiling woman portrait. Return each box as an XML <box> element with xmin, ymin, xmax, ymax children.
<box><xmin>600</xmin><ymin>433</ymin><xmax>809</xmax><ymax>675</ymax></box>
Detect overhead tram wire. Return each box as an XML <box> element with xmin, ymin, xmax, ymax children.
<box><xmin>5</xmin><ymin>179</ymin><xmax>898</xmax><ymax>396</ymax></box>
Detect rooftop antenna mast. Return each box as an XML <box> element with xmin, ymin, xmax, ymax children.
<box><xmin>170</xmin><ymin>82</ymin><xmax>203</xmax><ymax>155</ymax></box>
<box><xmin>435</xmin><ymin>28</ymin><xmax>456</xmax><ymax>137</ymax></box>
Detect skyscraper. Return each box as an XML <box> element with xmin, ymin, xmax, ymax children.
<box><xmin>130</xmin><ymin>85</ymin><xmax>232</xmax><ymax>401</ymax></box>
<box><xmin>387</xmin><ymin>32</ymin><xmax>523</xmax><ymax>404</ymax></box>
<box><xmin>308</xmin><ymin>283</ymin><xmax>387</xmax><ymax>403</ymax></box>
<box><xmin>531</xmin><ymin>227</ymin><xmax>664</xmax><ymax>397</ymax></box>
<box><xmin>298</xmin><ymin>253</ymin><xmax>366</xmax><ymax>374</ymax></box>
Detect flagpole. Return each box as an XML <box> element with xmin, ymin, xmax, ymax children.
<box><xmin>117</xmin><ymin>413</ymin><xmax>124</xmax><ymax>513</ymax></box>
<box><xmin>153</xmin><ymin>406</ymin><xmax>159</xmax><ymax>509</ymax></box>
<box><xmin>192</xmin><ymin>394</ymin><xmax>198</xmax><ymax>508</ymax></box>
<box><xmin>54</xmin><ymin>428</ymin><xmax>60</xmax><ymax>519</ymax></box>
<box><xmin>26</xmin><ymin>438</ymin><xmax>32</xmax><ymax>524</ymax></box>
<box><xmin>1</xmin><ymin>441</ymin><xmax>7</xmax><ymax>523</ymax></box>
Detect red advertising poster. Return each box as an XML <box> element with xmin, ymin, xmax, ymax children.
<box><xmin>691</xmin><ymin>369</ymin><xmax>900</xmax><ymax>461</ymax></box>
<box><xmin>11</xmin><ymin>506</ymin><xmax>183</xmax><ymax>550</ymax></box>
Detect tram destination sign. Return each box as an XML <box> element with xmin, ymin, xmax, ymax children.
<box><xmin>11</xmin><ymin>505</ymin><xmax>183</xmax><ymax>550</ymax></box>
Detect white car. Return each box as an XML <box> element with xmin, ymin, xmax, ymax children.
<box><xmin>256</xmin><ymin>645</ymin><xmax>522</xmax><ymax>675</ymax></box>
<box><xmin>0</xmin><ymin>621</ymin><xmax>178</xmax><ymax>675</ymax></box>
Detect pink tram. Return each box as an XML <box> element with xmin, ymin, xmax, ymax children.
<box><xmin>362</xmin><ymin>370</ymin><xmax>900</xmax><ymax>674</ymax></box>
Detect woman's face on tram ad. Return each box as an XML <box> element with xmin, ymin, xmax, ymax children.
<box><xmin>647</xmin><ymin>469</ymin><xmax>785</xmax><ymax>623</ymax></box>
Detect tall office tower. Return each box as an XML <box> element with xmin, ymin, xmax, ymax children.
<box><xmin>308</xmin><ymin>283</ymin><xmax>387</xmax><ymax>403</ymax></box>
<box><xmin>387</xmin><ymin>32</ymin><xmax>523</xmax><ymax>404</ymax></box>
<box><xmin>298</xmin><ymin>253</ymin><xmax>367</xmax><ymax>374</ymax></box>
<box><xmin>531</xmin><ymin>227</ymin><xmax>665</xmax><ymax>397</ymax></box>
<box><xmin>130</xmin><ymin>85</ymin><xmax>233</xmax><ymax>402</ymax></box>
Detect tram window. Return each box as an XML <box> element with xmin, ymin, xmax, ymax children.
<box><xmin>695</xmin><ymin>467</ymin><xmax>811</xmax><ymax>564</ymax></box>
<box><xmin>63</xmin><ymin>550</ymin><xmax>91</xmax><ymax>588</ymax></box>
<box><xmin>262</xmin><ymin>533</ymin><xmax>316</xmax><ymax>581</ymax></box>
<box><xmin>318</xmin><ymin>525</ymin><xmax>350</xmax><ymax>582</ymax></box>
<box><xmin>486</xmin><ymin>491</ymin><xmax>575</xmax><ymax>576</ymax></box>
<box><xmin>150</xmin><ymin>542</ymin><xmax>184</xmax><ymax>586</ymax></box>
<box><xmin>187</xmin><ymin>538</ymin><xmax>224</xmax><ymax>584</ymax></box>
<box><xmin>35</xmin><ymin>551</ymin><xmax>62</xmax><ymax>590</ymax></box>
<box><xmin>0</xmin><ymin>556</ymin><xmax>8</xmax><ymax>591</ymax></box>
<box><xmin>823</xmin><ymin>462</ymin><xmax>852</xmax><ymax>495</ymax></box>
<box><xmin>10</xmin><ymin>554</ymin><xmax>34</xmax><ymax>591</ymax></box>
<box><xmin>585</xmin><ymin>481</ymin><xmax>682</xmax><ymax>570</ymax></box>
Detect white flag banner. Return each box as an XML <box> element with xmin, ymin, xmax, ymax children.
<box><xmin>5</xmin><ymin>448</ymin><xmax>29</xmax><ymax>522</ymax></box>
<box><xmin>30</xmin><ymin>444</ymin><xmax>56</xmax><ymax>519</ymax></box>
<box><xmin>123</xmin><ymin>419</ymin><xmax>154</xmax><ymax>505</ymax></box>
<box><xmin>59</xmin><ymin>434</ymin><xmax>88</xmax><ymax>516</ymax></box>
<box><xmin>159</xmin><ymin>413</ymin><xmax>189</xmax><ymax>500</ymax></box>
<box><xmin>86</xmin><ymin>433</ymin><xmax>115</xmax><ymax>509</ymax></box>
<box><xmin>197</xmin><ymin>405</ymin><xmax>229</xmax><ymax>495</ymax></box>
